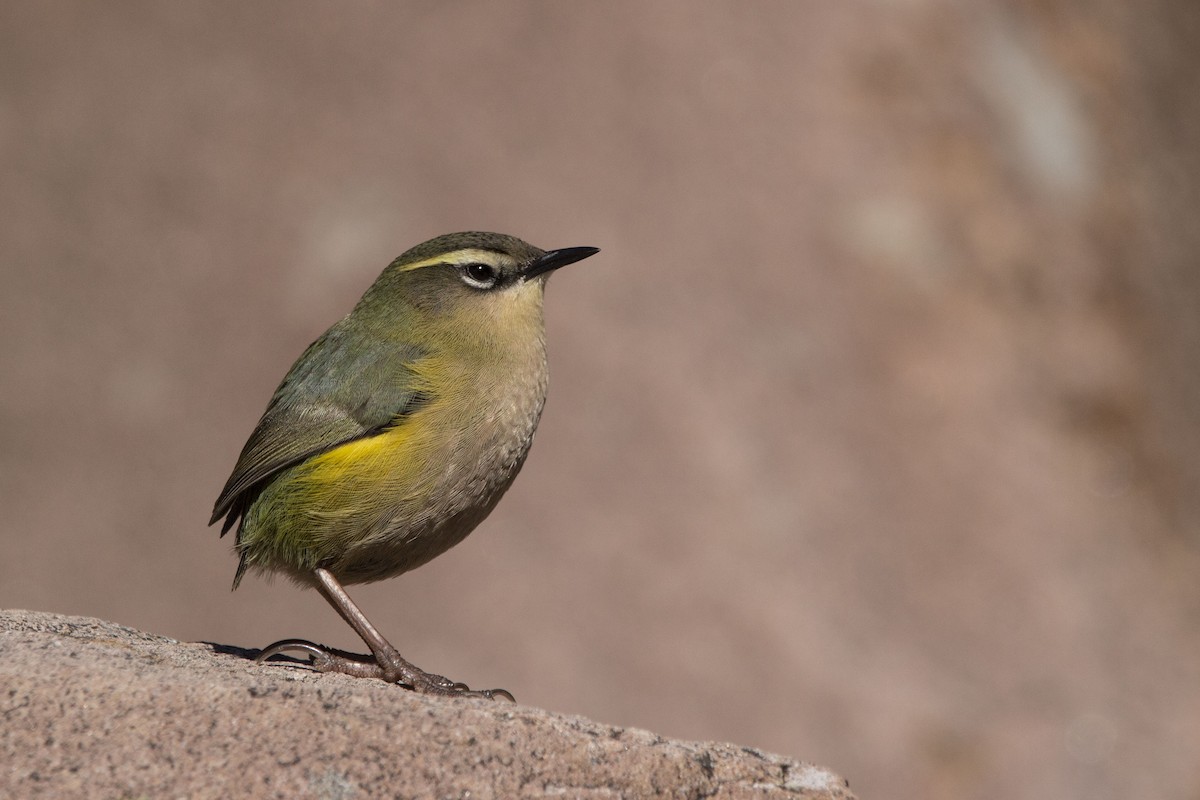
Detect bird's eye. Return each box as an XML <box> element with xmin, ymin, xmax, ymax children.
<box><xmin>460</xmin><ymin>262</ymin><xmax>499</xmax><ymax>289</ymax></box>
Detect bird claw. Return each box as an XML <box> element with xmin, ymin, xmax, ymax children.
<box><xmin>253</xmin><ymin>638</ymin><xmax>515</xmax><ymax>701</ymax></box>
<box><xmin>417</xmin><ymin>674</ymin><xmax>514</xmax><ymax>701</ymax></box>
<box><xmin>256</xmin><ymin>638</ymin><xmax>336</xmax><ymax>666</ymax></box>
<box><xmin>256</xmin><ymin>638</ymin><xmax>375</xmax><ymax>675</ymax></box>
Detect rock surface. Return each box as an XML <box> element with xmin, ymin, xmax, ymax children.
<box><xmin>0</xmin><ymin>610</ymin><xmax>854</xmax><ymax>799</ymax></box>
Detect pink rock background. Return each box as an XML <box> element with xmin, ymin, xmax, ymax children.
<box><xmin>2</xmin><ymin>4</ymin><xmax>1198</xmax><ymax>799</ymax></box>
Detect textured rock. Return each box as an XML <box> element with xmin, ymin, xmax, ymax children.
<box><xmin>0</xmin><ymin>610</ymin><xmax>853</xmax><ymax>799</ymax></box>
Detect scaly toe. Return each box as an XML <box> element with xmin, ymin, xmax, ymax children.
<box><xmin>255</xmin><ymin>639</ymin><xmax>388</xmax><ymax>679</ymax></box>
<box><xmin>402</xmin><ymin>668</ymin><xmax>515</xmax><ymax>702</ymax></box>
<box><xmin>252</xmin><ymin>639</ymin><xmax>513</xmax><ymax>700</ymax></box>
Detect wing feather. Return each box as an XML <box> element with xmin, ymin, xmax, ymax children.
<box><xmin>210</xmin><ymin>322</ymin><xmax>430</xmax><ymax>533</ymax></box>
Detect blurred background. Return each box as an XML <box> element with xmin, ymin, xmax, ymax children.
<box><xmin>3</xmin><ymin>3</ymin><xmax>1199</xmax><ymax>798</ymax></box>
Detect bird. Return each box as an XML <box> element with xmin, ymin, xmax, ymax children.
<box><xmin>210</xmin><ymin>231</ymin><xmax>598</xmax><ymax>699</ymax></box>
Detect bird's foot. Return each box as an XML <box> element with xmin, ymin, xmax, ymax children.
<box><xmin>255</xmin><ymin>638</ymin><xmax>515</xmax><ymax>701</ymax></box>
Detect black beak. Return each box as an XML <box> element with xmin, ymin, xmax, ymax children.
<box><xmin>524</xmin><ymin>246</ymin><xmax>600</xmax><ymax>279</ymax></box>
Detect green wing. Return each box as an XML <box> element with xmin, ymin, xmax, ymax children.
<box><xmin>210</xmin><ymin>322</ymin><xmax>429</xmax><ymax>535</ymax></box>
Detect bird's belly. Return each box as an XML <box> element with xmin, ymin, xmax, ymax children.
<box><xmin>242</xmin><ymin>380</ymin><xmax>545</xmax><ymax>586</ymax></box>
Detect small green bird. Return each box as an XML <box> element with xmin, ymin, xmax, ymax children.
<box><xmin>211</xmin><ymin>231</ymin><xmax>598</xmax><ymax>699</ymax></box>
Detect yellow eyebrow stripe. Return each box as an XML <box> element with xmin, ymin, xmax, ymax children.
<box><xmin>398</xmin><ymin>248</ymin><xmax>503</xmax><ymax>272</ymax></box>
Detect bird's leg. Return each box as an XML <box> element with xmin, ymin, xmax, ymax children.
<box><xmin>312</xmin><ymin>567</ymin><xmax>451</xmax><ymax>689</ymax></box>
<box><xmin>255</xmin><ymin>567</ymin><xmax>514</xmax><ymax>701</ymax></box>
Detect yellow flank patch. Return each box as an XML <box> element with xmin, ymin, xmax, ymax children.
<box><xmin>305</xmin><ymin>432</ymin><xmax>399</xmax><ymax>480</ymax></box>
<box><xmin>398</xmin><ymin>249</ymin><xmax>504</xmax><ymax>273</ymax></box>
<box><xmin>299</xmin><ymin>417</ymin><xmax>437</xmax><ymax>501</ymax></box>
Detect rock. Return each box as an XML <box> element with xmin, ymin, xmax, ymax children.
<box><xmin>0</xmin><ymin>610</ymin><xmax>854</xmax><ymax>799</ymax></box>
